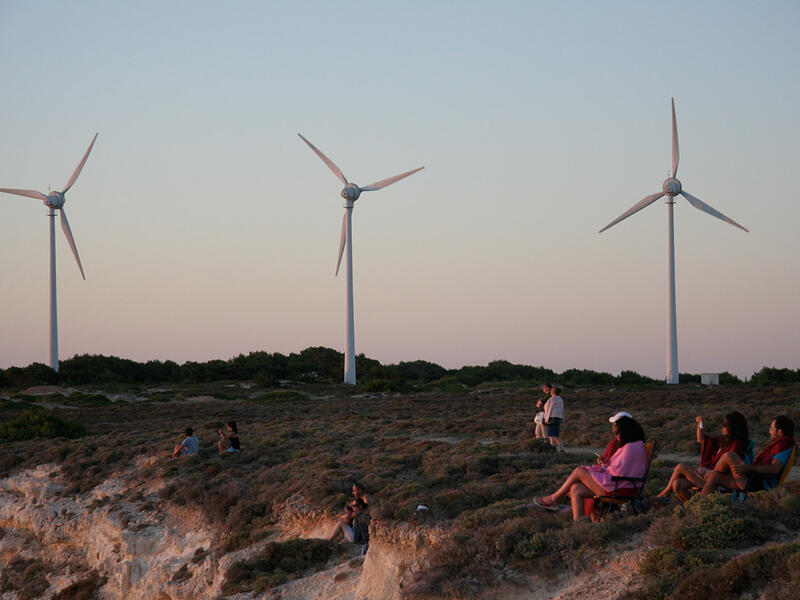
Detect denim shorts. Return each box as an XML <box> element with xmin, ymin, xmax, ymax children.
<box><xmin>546</xmin><ymin>418</ymin><xmax>562</xmax><ymax>437</ymax></box>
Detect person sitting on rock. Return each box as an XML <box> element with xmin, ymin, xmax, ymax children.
<box><xmin>217</xmin><ymin>421</ymin><xmax>241</xmax><ymax>456</ymax></box>
<box><xmin>700</xmin><ymin>415</ymin><xmax>795</xmax><ymax>496</ymax></box>
<box><xmin>329</xmin><ymin>497</ymin><xmax>370</xmax><ymax>553</ymax></box>
<box><xmin>351</xmin><ymin>481</ymin><xmax>372</xmax><ymax>507</ymax></box>
<box><xmin>172</xmin><ymin>427</ymin><xmax>199</xmax><ymax>458</ymax></box>
<box><xmin>655</xmin><ymin>411</ymin><xmax>749</xmax><ymax>503</ymax></box>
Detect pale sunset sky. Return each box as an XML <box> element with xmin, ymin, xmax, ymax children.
<box><xmin>1</xmin><ymin>1</ymin><xmax>798</xmax><ymax>380</ymax></box>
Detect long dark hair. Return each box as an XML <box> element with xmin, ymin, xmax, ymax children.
<box><xmin>774</xmin><ymin>415</ymin><xmax>795</xmax><ymax>438</ymax></box>
<box><xmin>227</xmin><ymin>420</ymin><xmax>238</xmax><ymax>434</ymax></box>
<box><xmin>616</xmin><ymin>416</ymin><xmax>645</xmax><ymax>446</ymax></box>
<box><xmin>723</xmin><ymin>411</ymin><xmax>748</xmax><ymax>445</ymax></box>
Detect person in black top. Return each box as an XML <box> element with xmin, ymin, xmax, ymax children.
<box><xmin>218</xmin><ymin>421</ymin><xmax>241</xmax><ymax>455</ymax></box>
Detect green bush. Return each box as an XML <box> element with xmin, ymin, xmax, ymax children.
<box><xmin>0</xmin><ymin>557</ymin><xmax>49</xmax><ymax>600</ymax></box>
<box><xmin>671</xmin><ymin>543</ymin><xmax>800</xmax><ymax>600</ymax></box>
<box><xmin>63</xmin><ymin>393</ymin><xmax>113</xmax><ymax>407</ymax></box>
<box><xmin>0</xmin><ymin>409</ymin><xmax>85</xmax><ymax>441</ymax></box>
<box><xmin>675</xmin><ymin>495</ymin><xmax>763</xmax><ymax>550</ymax></box>
<box><xmin>251</xmin><ymin>390</ymin><xmax>307</xmax><ymax>402</ymax></box>
<box><xmin>223</xmin><ymin>539</ymin><xmax>336</xmax><ymax>594</ymax></box>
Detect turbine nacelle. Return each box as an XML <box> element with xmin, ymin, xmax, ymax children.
<box><xmin>341</xmin><ymin>184</ymin><xmax>361</xmax><ymax>202</ymax></box>
<box><xmin>45</xmin><ymin>192</ymin><xmax>66</xmax><ymax>209</ymax></box>
<box><xmin>662</xmin><ymin>178</ymin><xmax>682</xmax><ymax>196</ymax></box>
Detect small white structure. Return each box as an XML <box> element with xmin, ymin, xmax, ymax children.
<box><xmin>701</xmin><ymin>373</ymin><xmax>720</xmax><ymax>386</ymax></box>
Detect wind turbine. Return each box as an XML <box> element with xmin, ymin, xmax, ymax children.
<box><xmin>298</xmin><ymin>133</ymin><xmax>423</xmax><ymax>385</ymax></box>
<box><xmin>1</xmin><ymin>133</ymin><xmax>98</xmax><ymax>372</ymax></box>
<box><xmin>599</xmin><ymin>99</ymin><xmax>748</xmax><ymax>384</ymax></box>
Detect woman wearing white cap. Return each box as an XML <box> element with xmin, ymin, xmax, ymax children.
<box><xmin>533</xmin><ymin>416</ymin><xmax>647</xmax><ymax>520</ymax></box>
<box><xmin>597</xmin><ymin>412</ymin><xmax>633</xmax><ymax>465</ymax></box>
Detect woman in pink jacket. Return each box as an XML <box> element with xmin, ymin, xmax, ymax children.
<box><xmin>534</xmin><ymin>416</ymin><xmax>647</xmax><ymax>521</ymax></box>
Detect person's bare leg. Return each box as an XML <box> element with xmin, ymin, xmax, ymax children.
<box><xmin>328</xmin><ymin>520</ymin><xmax>345</xmax><ymax>541</ymax></box>
<box><xmin>658</xmin><ymin>463</ymin><xmax>704</xmax><ymax>498</ymax></box>
<box><xmin>658</xmin><ymin>463</ymin><xmax>690</xmax><ymax>497</ymax></box>
<box><xmin>674</xmin><ymin>478</ymin><xmax>695</xmax><ymax>502</ymax></box>
<box><xmin>569</xmin><ymin>482</ymin><xmax>595</xmax><ymax>521</ymax></box>
<box><xmin>701</xmin><ymin>469</ymin><xmax>743</xmax><ymax>496</ymax></box>
<box><xmin>701</xmin><ymin>452</ymin><xmax>747</xmax><ymax>495</ymax></box>
<box><xmin>542</xmin><ymin>467</ymin><xmax>608</xmax><ymax>505</ymax></box>
<box><xmin>219</xmin><ymin>439</ymin><xmax>231</xmax><ymax>456</ymax></box>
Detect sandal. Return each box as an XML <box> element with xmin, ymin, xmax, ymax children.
<box><xmin>533</xmin><ymin>497</ymin><xmax>560</xmax><ymax>512</ymax></box>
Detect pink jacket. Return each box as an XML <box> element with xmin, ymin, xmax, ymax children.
<box><xmin>586</xmin><ymin>440</ymin><xmax>647</xmax><ymax>491</ymax></box>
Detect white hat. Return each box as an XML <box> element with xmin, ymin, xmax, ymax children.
<box><xmin>609</xmin><ymin>411</ymin><xmax>633</xmax><ymax>423</ymax></box>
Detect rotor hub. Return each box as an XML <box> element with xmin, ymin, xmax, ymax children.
<box><xmin>341</xmin><ymin>184</ymin><xmax>361</xmax><ymax>202</ymax></box>
<box><xmin>45</xmin><ymin>192</ymin><xmax>65</xmax><ymax>209</ymax></box>
<box><xmin>662</xmin><ymin>178</ymin><xmax>682</xmax><ymax>196</ymax></box>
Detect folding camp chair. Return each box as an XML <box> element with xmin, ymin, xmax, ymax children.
<box><xmin>689</xmin><ymin>439</ymin><xmax>755</xmax><ymax>498</ymax></box>
<box><xmin>592</xmin><ymin>440</ymin><xmax>656</xmax><ymax>518</ymax></box>
<box><xmin>733</xmin><ymin>443</ymin><xmax>797</xmax><ymax>502</ymax></box>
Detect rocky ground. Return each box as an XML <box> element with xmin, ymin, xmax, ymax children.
<box><xmin>1</xmin><ymin>382</ymin><xmax>798</xmax><ymax>599</ymax></box>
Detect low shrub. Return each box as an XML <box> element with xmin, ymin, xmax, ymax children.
<box><xmin>671</xmin><ymin>542</ymin><xmax>800</xmax><ymax>600</ymax></box>
<box><xmin>251</xmin><ymin>391</ymin><xmax>307</xmax><ymax>402</ymax></box>
<box><xmin>62</xmin><ymin>393</ymin><xmax>113</xmax><ymax>407</ymax></box>
<box><xmin>0</xmin><ymin>408</ymin><xmax>85</xmax><ymax>441</ymax></box>
<box><xmin>52</xmin><ymin>571</ymin><xmax>105</xmax><ymax>600</ymax></box>
<box><xmin>674</xmin><ymin>495</ymin><xmax>764</xmax><ymax>550</ymax></box>
<box><xmin>223</xmin><ymin>539</ymin><xmax>336</xmax><ymax>594</ymax></box>
<box><xmin>0</xmin><ymin>557</ymin><xmax>49</xmax><ymax>600</ymax></box>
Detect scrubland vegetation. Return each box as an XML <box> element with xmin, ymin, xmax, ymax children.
<box><xmin>1</xmin><ymin>361</ymin><xmax>799</xmax><ymax>598</ymax></box>
<box><xmin>3</xmin><ymin>346</ymin><xmax>800</xmax><ymax>390</ymax></box>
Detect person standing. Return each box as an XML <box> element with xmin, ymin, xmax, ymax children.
<box><xmin>533</xmin><ymin>383</ymin><xmax>551</xmax><ymax>438</ymax></box>
<box><xmin>544</xmin><ymin>385</ymin><xmax>565</xmax><ymax>451</ymax></box>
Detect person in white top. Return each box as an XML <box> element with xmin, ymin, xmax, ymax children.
<box><xmin>543</xmin><ymin>386</ymin><xmax>565</xmax><ymax>452</ymax></box>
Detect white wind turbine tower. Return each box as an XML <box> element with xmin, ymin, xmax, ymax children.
<box><xmin>599</xmin><ymin>99</ymin><xmax>748</xmax><ymax>384</ymax></box>
<box><xmin>298</xmin><ymin>133</ymin><xmax>423</xmax><ymax>385</ymax></box>
<box><xmin>1</xmin><ymin>133</ymin><xmax>98</xmax><ymax>372</ymax></box>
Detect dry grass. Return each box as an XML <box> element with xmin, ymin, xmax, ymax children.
<box><xmin>0</xmin><ymin>382</ymin><xmax>798</xmax><ymax>598</ymax></box>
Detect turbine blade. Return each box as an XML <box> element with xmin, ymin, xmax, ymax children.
<box><xmin>681</xmin><ymin>191</ymin><xmax>749</xmax><ymax>232</ymax></box>
<box><xmin>59</xmin><ymin>208</ymin><xmax>86</xmax><ymax>279</ymax></box>
<box><xmin>62</xmin><ymin>132</ymin><xmax>98</xmax><ymax>193</ymax></box>
<box><xmin>671</xmin><ymin>98</ymin><xmax>679</xmax><ymax>178</ymax></box>
<box><xmin>297</xmin><ymin>133</ymin><xmax>348</xmax><ymax>185</ymax></box>
<box><xmin>0</xmin><ymin>188</ymin><xmax>48</xmax><ymax>201</ymax></box>
<box><xmin>335</xmin><ymin>212</ymin><xmax>347</xmax><ymax>276</ymax></box>
<box><xmin>598</xmin><ymin>192</ymin><xmax>664</xmax><ymax>233</ymax></box>
<box><xmin>360</xmin><ymin>166</ymin><xmax>424</xmax><ymax>192</ymax></box>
